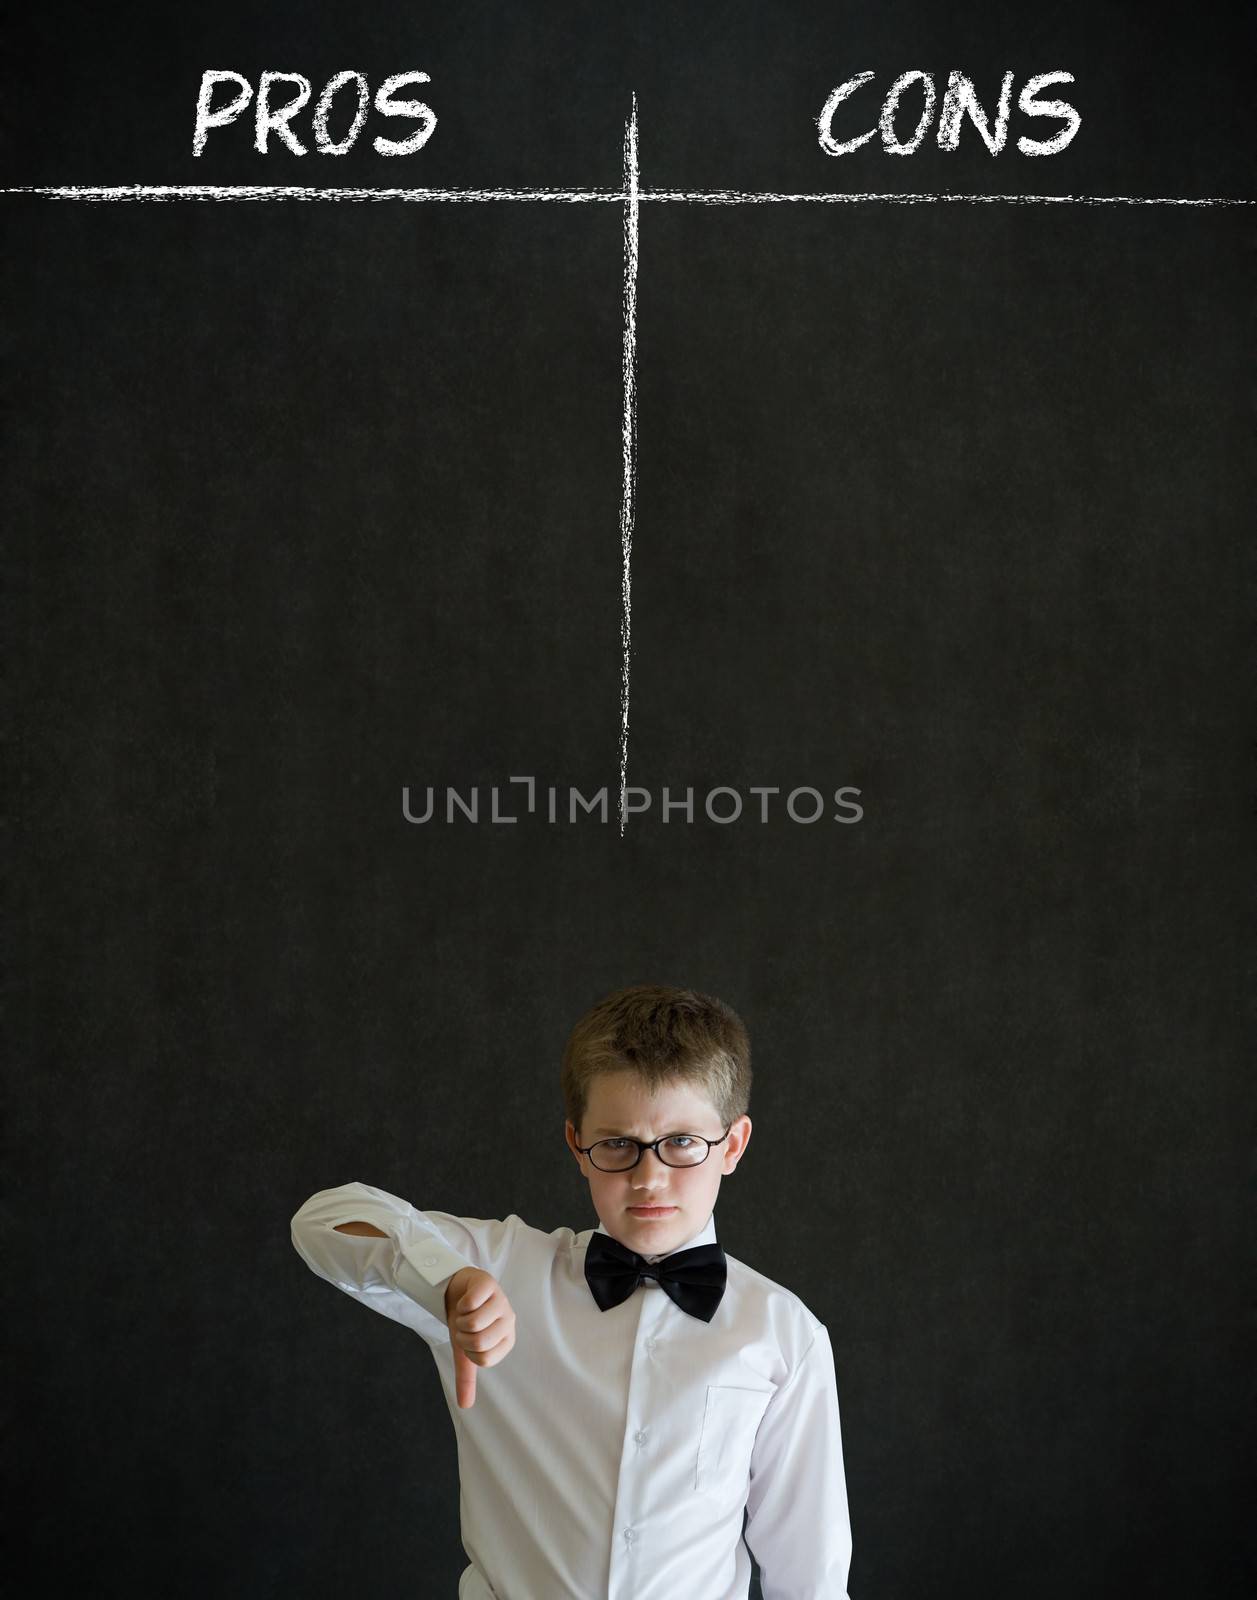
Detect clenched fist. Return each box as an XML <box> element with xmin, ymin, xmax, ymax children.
<box><xmin>444</xmin><ymin>1267</ymin><xmax>517</xmax><ymax>1409</ymax></box>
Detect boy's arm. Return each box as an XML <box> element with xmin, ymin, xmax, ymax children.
<box><xmin>290</xmin><ymin>1179</ymin><xmax>516</xmax><ymax>1344</ymax></box>
<box><xmin>742</xmin><ymin>1322</ymin><xmax>853</xmax><ymax>1600</ymax></box>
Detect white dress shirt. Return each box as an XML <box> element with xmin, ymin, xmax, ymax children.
<box><xmin>291</xmin><ymin>1180</ymin><xmax>853</xmax><ymax>1600</ymax></box>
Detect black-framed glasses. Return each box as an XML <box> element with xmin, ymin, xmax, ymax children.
<box><xmin>575</xmin><ymin>1126</ymin><xmax>732</xmax><ymax>1172</ymax></box>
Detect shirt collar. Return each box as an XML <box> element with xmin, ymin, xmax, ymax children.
<box><xmin>587</xmin><ymin>1209</ymin><xmax>717</xmax><ymax>1264</ymax></box>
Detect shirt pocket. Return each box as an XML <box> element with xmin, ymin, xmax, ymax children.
<box><xmin>694</xmin><ymin>1384</ymin><xmax>774</xmax><ymax>1496</ymax></box>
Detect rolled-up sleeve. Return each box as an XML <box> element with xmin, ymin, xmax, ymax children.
<box><xmin>743</xmin><ymin>1322</ymin><xmax>853</xmax><ymax>1599</ymax></box>
<box><xmin>290</xmin><ymin>1179</ymin><xmax>518</xmax><ymax>1345</ymax></box>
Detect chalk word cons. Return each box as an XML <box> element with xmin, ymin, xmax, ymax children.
<box><xmin>193</xmin><ymin>70</ymin><xmax>437</xmax><ymax>158</ymax></box>
<box><xmin>818</xmin><ymin>70</ymin><xmax>1081</xmax><ymax>157</ymax></box>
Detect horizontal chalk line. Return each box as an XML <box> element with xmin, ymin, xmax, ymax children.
<box><xmin>647</xmin><ymin>188</ymin><xmax>1256</xmax><ymax>207</ymax></box>
<box><xmin>0</xmin><ymin>184</ymin><xmax>621</xmax><ymax>203</ymax></box>
<box><xmin>1</xmin><ymin>184</ymin><xmax>1253</xmax><ymax>206</ymax></box>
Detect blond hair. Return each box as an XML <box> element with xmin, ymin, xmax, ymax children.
<box><xmin>561</xmin><ymin>984</ymin><xmax>752</xmax><ymax>1135</ymax></box>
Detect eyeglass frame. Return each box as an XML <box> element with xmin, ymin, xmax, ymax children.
<box><xmin>574</xmin><ymin>1125</ymin><xmax>733</xmax><ymax>1172</ymax></box>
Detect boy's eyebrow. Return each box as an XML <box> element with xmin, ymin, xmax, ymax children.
<box><xmin>589</xmin><ymin>1126</ymin><xmax>695</xmax><ymax>1137</ymax></box>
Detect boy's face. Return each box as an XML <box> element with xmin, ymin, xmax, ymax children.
<box><xmin>565</xmin><ymin>1069</ymin><xmax>752</xmax><ymax>1256</ymax></box>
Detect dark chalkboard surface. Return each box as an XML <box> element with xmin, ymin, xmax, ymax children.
<box><xmin>6</xmin><ymin>3</ymin><xmax>1254</xmax><ymax>1596</ymax></box>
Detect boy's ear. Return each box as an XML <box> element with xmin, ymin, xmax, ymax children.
<box><xmin>724</xmin><ymin>1114</ymin><xmax>752</xmax><ymax>1170</ymax></box>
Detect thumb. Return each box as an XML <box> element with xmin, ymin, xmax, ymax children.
<box><xmin>453</xmin><ymin>1336</ymin><xmax>477</xmax><ymax>1409</ymax></box>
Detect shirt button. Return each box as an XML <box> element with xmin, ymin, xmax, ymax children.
<box><xmin>421</xmin><ymin>1255</ymin><xmax>437</xmax><ymax>1266</ymax></box>
<box><xmin>623</xmin><ymin>1528</ymin><xmax>637</xmax><ymax>1544</ymax></box>
<box><xmin>634</xmin><ymin>1429</ymin><xmax>648</xmax><ymax>1445</ymax></box>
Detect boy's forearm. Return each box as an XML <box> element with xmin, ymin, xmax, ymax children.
<box><xmin>292</xmin><ymin>1182</ymin><xmax>479</xmax><ymax>1323</ymax></box>
<box><xmin>332</xmin><ymin>1219</ymin><xmax>475</xmax><ymax>1309</ymax></box>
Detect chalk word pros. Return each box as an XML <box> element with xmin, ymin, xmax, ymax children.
<box><xmin>192</xmin><ymin>70</ymin><xmax>436</xmax><ymax>157</ymax></box>
<box><xmin>818</xmin><ymin>70</ymin><xmax>1081</xmax><ymax>157</ymax></box>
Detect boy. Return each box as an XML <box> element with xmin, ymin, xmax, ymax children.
<box><xmin>291</xmin><ymin>984</ymin><xmax>854</xmax><ymax>1599</ymax></box>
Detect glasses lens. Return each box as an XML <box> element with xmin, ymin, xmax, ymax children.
<box><xmin>659</xmin><ymin>1135</ymin><xmax>709</xmax><ymax>1167</ymax></box>
<box><xmin>590</xmin><ymin>1140</ymin><xmax>638</xmax><ymax>1171</ymax></box>
<box><xmin>589</xmin><ymin>1137</ymin><xmax>710</xmax><ymax>1171</ymax></box>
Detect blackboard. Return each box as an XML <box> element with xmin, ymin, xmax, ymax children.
<box><xmin>6</xmin><ymin>3</ymin><xmax>1253</xmax><ymax>1596</ymax></box>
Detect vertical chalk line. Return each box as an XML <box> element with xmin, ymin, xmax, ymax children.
<box><xmin>618</xmin><ymin>94</ymin><xmax>640</xmax><ymax>835</ymax></box>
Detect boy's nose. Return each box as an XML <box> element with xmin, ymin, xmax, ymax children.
<box><xmin>630</xmin><ymin>1156</ymin><xmax>674</xmax><ymax>1190</ymax></box>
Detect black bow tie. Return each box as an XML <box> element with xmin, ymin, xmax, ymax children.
<box><xmin>584</xmin><ymin>1231</ymin><xmax>727</xmax><ymax>1323</ymax></box>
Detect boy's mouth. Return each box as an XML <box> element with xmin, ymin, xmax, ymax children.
<box><xmin>627</xmin><ymin>1205</ymin><xmax>677</xmax><ymax>1217</ymax></box>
